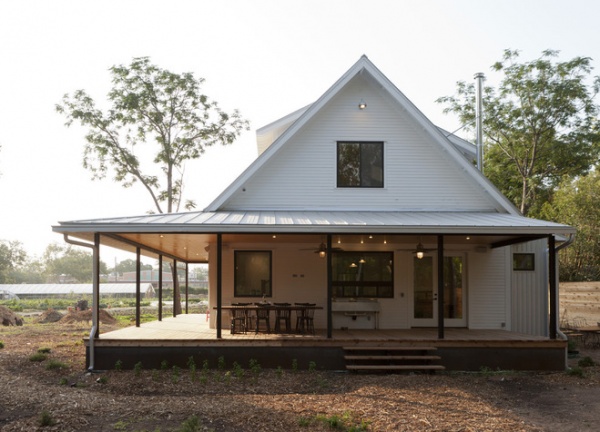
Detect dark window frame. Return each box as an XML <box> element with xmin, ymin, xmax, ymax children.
<box><xmin>234</xmin><ymin>250</ymin><xmax>272</xmax><ymax>297</ymax></box>
<box><xmin>337</xmin><ymin>141</ymin><xmax>384</xmax><ymax>188</ymax></box>
<box><xmin>331</xmin><ymin>251</ymin><xmax>394</xmax><ymax>298</ymax></box>
<box><xmin>513</xmin><ymin>253</ymin><xmax>535</xmax><ymax>271</ymax></box>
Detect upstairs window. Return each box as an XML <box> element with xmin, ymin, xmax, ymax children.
<box><xmin>337</xmin><ymin>141</ymin><xmax>383</xmax><ymax>188</ymax></box>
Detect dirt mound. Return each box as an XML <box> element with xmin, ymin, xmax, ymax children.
<box><xmin>60</xmin><ymin>309</ymin><xmax>117</xmax><ymax>325</ymax></box>
<box><xmin>37</xmin><ymin>309</ymin><xmax>64</xmax><ymax>323</ymax></box>
<box><xmin>0</xmin><ymin>305</ymin><xmax>23</xmax><ymax>326</ymax></box>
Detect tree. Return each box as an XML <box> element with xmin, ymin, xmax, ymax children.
<box><xmin>0</xmin><ymin>240</ymin><xmax>27</xmax><ymax>283</ymax></box>
<box><xmin>56</xmin><ymin>57</ymin><xmax>249</xmax><ymax>214</ymax></box>
<box><xmin>57</xmin><ymin>58</ymin><xmax>249</xmax><ymax>313</ymax></box>
<box><xmin>437</xmin><ymin>49</ymin><xmax>600</xmax><ymax>216</ymax></box>
<box><xmin>43</xmin><ymin>243</ymin><xmax>109</xmax><ymax>283</ymax></box>
<box><xmin>540</xmin><ymin>170</ymin><xmax>600</xmax><ymax>281</ymax></box>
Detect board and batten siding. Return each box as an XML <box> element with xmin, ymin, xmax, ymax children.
<box><xmin>468</xmin><ymin>247</ymin><xmax>509</xmax><ymax>329</ymax></box>
<box><xmin>511</xmin><ymin>239</ymin><xmax>549</xmax><ymax>336</ymax></box>
<box><xmin>221</xmin><ymin>73</ymin><xmax>499</xmax><ymax>212</ymax></box>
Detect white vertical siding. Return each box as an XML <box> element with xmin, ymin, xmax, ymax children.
<box><xmin>222</xmin><ymin>73</ymin><xmax>498</xmax><ymax>212</ymax></box>
<box><xmin>468</xmin><ymin>247</ymin><xmax>509</xmax><ymax>329</ymax></box>
<box><xmin>511</xmin><ymin>239</ymin><xmax>549</xmax><ymax>336</ymax></box>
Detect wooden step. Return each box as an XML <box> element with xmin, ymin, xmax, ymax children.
<box><xmin>346</xmin><ymin>364</ymin><xmax>445</xmax><ymax>371</ymax></box>
<box><xmin>344</xmin><ymin>355</ymin><xmax>441</xmax><ymax>361</ymax></box>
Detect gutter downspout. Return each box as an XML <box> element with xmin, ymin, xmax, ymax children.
<box><xmin>63</xmin><ymin>234</ymin><xmax>99</xmax><ymax>372</ymax></box>
<box><xmin>554</xmin><ymin>234</ymin><xmax>575</xmax><ymax>341</ymax></box>
<box><xmin>553</xmin><ymin>234</ymin><xmax>575</xmax><ymax>368</ymax></box>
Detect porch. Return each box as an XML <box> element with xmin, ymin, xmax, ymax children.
<box><xmin>86</xmin><ymin>314</ymin><xmax>567</xmax><ymax>372</ymax></box>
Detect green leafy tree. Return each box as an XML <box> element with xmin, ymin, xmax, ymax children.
<box><xmin>540</xmin><ymin>170</ymin><xmax>600</xmax><ymax>281</ymax></box>
<box><xmin>438</xmin><ymin>49</ymin><xmax>600</xmax><ymax>216</ymax></box>
<box><xmin>0</xmin><ymin>240</ymin><xmax>27</xmax><ymax>283</ymax></box>
<box><xmin>56</xmin><ymin>56</ymin><xmax>249</xmax><ymax>213</ymax></box>
<box><xmin>56</xmin><ymin>57</ymin><xmax>249</xmax><ymax>313</ymax></box>
<box><xmin>43</xmin><ymin>243</ymin><xmax>109</xmax><ymax>283</ymax></box>
<box><xmin>114</xmin><ymin>258</ymin><xmax>152</xmax><ymax>275</ymax></box>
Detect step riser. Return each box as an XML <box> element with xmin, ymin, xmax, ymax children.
<box><xmin>343</xmin><ymin>346</ymin><xmax>445</xmax><ymax>372</ymax></box>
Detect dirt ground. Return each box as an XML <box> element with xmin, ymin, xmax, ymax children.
<box><xmin>1</xmin><ymin>316</ymin><xmax>600</xmax><ymax>431</ymax></box>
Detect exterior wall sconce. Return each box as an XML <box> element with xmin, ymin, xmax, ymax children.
<box><xmin>358</xmin><ymin>99</ymin><xmax>367</xmax><ymax>109</ymax></box>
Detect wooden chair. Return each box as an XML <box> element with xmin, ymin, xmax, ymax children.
<box><xmin>254</xmin><ymin>303</ymin><xmax>271</xmax><ymax>333</ymax></box>
<box><xmin>273</xmin><ymin>303</ymin><xmax>291</xmax><ymax>333</ymax></box>
<box><xmin>229</xmin><ymin>307</ymin><xmax>247</xmax><ymax>334</ymax></box>
<box><xmin>294</xmin><ymin>303</ymin><xmax>316</xmax><ymax>334</ymax></box>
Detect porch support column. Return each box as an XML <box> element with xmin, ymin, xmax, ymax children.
<box><xmin>172</xmin><ymin>259</ymin><xmax>178</xmax><ymax>318</ymax></box>
<box><xmin>216</xmin><ymin>234</ymin><xmax>223</xmax><ymax>339</ymax></box>
<box><xmin>437</xmin><ymin>235</ymin><xmax>444</xmax><ymax>339</ymax></box>
<box><xmin>135</xmin><ymin>247</ymin><xmax>141</xmax><ymax>327</ymax></box>
<box><xmin>185</xmin><ymin>262</ymin><xmax>189</xmax><ymax>314</ymax></box>
<box><xmin>326</xmin><ymin>234</ymin><xmax>332</xmax><ymax>339</ymax></box>
<box><xmin>158</xmin><ymin>256</ymin><xmax>163</xmax><ymax>321</ymax></box>
<box><xmin>548</xmin><ymin>235</ymin><xmax>557</xmax><ymax>339</ymax></box>
<box><xmin>92</xmin><ymin>233</ymin><xmax>100</xmax><ymax>338</ymax></box>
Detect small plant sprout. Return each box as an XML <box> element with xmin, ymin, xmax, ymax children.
<box><xmin>134</xmin><ymin>361</ymin><xmax>143</xmax><ymax>377</ymax></box>
<box><xmin>114</xmin><ymin>359</ymin><xmax>123</xmax><ymax>371</ymax></box>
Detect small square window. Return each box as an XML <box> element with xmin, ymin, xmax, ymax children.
<box><xmin>513</xmin><ymin>253</ymin><xmax>535</xmax><ymax>271</ymax></box>
<box><xmin>337</xmin><ymin>141</ymin><xmax>383</xmax><ymax>188</ymax></box>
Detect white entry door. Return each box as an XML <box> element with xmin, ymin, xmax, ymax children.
<box><xmin>412</xmin><ymin>254</ymin><xmax>466</xmax><ymax>327</ymax></box>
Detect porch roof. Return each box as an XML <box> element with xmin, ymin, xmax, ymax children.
<box><xmin>54</xmin><ymin>210</ymin><xmax>574</xmax><ymax>235</ymax></box>
<box><xmin>53</xmin><ymin>210</ymin><xmax>574</xmax><ymax>263</ymax></box>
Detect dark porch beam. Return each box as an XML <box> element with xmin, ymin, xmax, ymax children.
<box><xmin>158</xmin><ymin>255</ymin><xmax>163</xmax><ymax>321</ymax></box>
<box><xmin>548</xmin><ymin>235</ymin><xmax>557</xmax><ymax>339</ymax></box>
<box><xmin>437</xmin><ymin>235</ymin><xmax>444</xmax><ymax>339</ymax></box>
<box><xmin>490</xmin><ymin>235</ymin><xmax>547</xmax><ymax>249</ymax></box>
<box><xmin>135</xmin><ymin>247</ymin><xmax>141</xmax><ymax>327</ymax></box>
<box><xmin>92</xmin><ymin>233</ymin><xmax>100</xmax><ymax>338</ymax></box>
<box><xmin>326</xmin><ymin>234</ymin><xmax>332</xmax><ymax>339</ymax></box>
<box><xmin>172</xmin><ymin>259</ymin><xmax>178</xmax><ymax>318</ymax></box>
<box><xmin>216</xmin><ymin>234</ymin><xmax>222</xmax><ymax>339</ymax></box>
<box><xmin>185</xmin><ymin>262</ymin><xmax>189</xmax><ymax>314</ymax></box>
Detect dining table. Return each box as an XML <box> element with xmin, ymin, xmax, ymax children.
<box><xmin>215</xmin><ymin>303</ymin><xmax>323</xmax><ymax>334</ymax></box>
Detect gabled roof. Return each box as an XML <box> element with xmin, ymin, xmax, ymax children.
<box><xmin>205</xmin><ymin>55</ymin><xmax>516</xmax><ymax>214</ymax></box>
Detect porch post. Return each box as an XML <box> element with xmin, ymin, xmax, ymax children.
<box><xmin>172</xmin><ymin>259</ymin><xmax>178</xmax><ymax>318</ymax></box>
<box><xmin>135</xmin><ymin>247</ymin><xmax>141</xmax><ymax>327</ymax></box>
<box><xmin>437</xmin><ymin>235</ymin><xmax>444</xmax><ymax>339</ymax></box>
<box><xmin>548</xmin><ymin>235</ymin><xmax>557</xmax><ymax>339</ymax></box>
<box><xmin>158</xmin><ymin>256</ymin><xmax>163</xmax><ymax>321</ymax></box>
<box><xmin>216</xmin><ymin>233</ymin><xmax>222</xmax><ymax>339</ymax></box>
<box><xmin>185</xmin><ymin>262</ymin><xmax>189</xmax><ymax>314</ymax></box>
<box><xmin>92</xmin><ymin>233</ymin><xmax>100</xmax><ymax>338</ymax></box>
<box><xmin>326</xmin><ymin>234</ymin><xmax>332</xmax><ymax>339</ymax></box>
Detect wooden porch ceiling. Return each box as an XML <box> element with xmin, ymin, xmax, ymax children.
<box><xmin>81</xmin><ymin>232</ymin><xmax>531</xmax><ymax>264</ymax></box>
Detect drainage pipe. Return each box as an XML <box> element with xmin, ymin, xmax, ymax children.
<box><xmin>63</xmin><ymin>234</ymin><xmax>99</xmax><ymax>372</ymax></box>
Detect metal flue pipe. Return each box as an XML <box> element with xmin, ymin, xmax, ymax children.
<box><xmin>474</xmin><ymin>72</ymin><xmax>485</xmax><ymax>172</ymax></box>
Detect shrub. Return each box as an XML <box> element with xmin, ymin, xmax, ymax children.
<box><xmin>578</xmin><ymin>356</ymin><xmax>596</xmax><ymax>368</ymax></box>
<box><xmin>46</xmin><ymin>359</ymin><xmax>68</xmax><ymax>370</ymax></box>
<box><xmin>37</xmin><ymin>347</ymin><xmax>52</xmax><ymax>354</ymax></box>
<box><xmin>114</xmin><ymin>360</ymin><xmax>123</xmax><ymax>371</ymax></box>
<box><xmin>134</xmin><ymin>361</ymin><xmax>143</xmax><ymax>377</ymax></box>
<box><xmin>39</xmin><ymin>410</ymin><xmax>55</xmax><ymax>427</ymax></box>
<box><xmin>29</xmin><ymin>352</ymin><xmax>47</xmax><ymax>362</ymax></box>
<box><xmin>0</xmin><ymin>341</ymin><xmax>4</xmax><ymax>349</ymax></box>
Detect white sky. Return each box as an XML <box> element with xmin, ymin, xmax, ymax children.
<box><xmin>1</xmin><ymin>0</ymin><xmax>599</xmax><ymax>261</ymax></box>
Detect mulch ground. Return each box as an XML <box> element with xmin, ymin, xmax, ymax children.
<box><xmin>1</xmin><ymin>314</ymin><xmax>600</xmax><ymax>431</ymax></box>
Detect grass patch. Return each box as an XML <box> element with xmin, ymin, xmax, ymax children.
<box><xmin>29</xmin><ymin>352</ymin><xmax>48</xmax><ymax>362</ymax></box>
<box><xmin>37</xmin><ymin>347</ymin><xmax>52</xmax><ymax>354</ymax></box>
<box><xmin>578</xmin><ymin>356</ymin><xmax>596</xmax><ymax>368</ymax></box>
<box><xmin>46</xmin><ymin>359</ymin><xmax>69</xmax><ymax>370</ymax></box>
<box><xmin>39</xmin><ymin>410</ymin><xmax>55</xmax><ymax>427</ymax></box>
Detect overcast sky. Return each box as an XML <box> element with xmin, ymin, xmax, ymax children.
<box><xmin>1</xmin><ymin>0</ymin><xmax>599</xmax><ymax>261</ymax></box>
